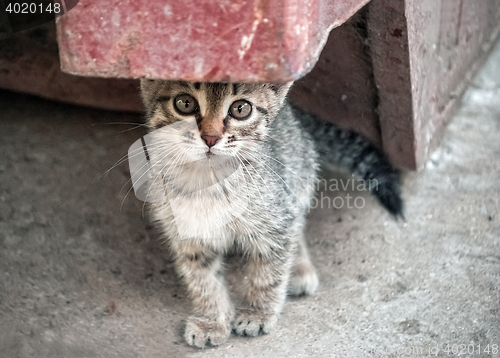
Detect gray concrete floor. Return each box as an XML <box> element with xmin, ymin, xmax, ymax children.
<box><xmin>1</xmin><ymin>42</ymin><xmax>499</xmax><ymax>358</ymax></box>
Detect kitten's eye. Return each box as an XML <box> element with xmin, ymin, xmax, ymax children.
<box><xmin>174</xmin><ymin>94</ymin><xmax>198</xmax><ymax>115</ymax></box>
<box><xmin>229</xmin><ymin>100</ymin><xmax>252</xmax><ymax>120</ymax></box>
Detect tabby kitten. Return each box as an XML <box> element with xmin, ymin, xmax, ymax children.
<box><xmin>139</xmin><ymin>80</ymin><xmax>402</xmax><ymax>348</ymax></box>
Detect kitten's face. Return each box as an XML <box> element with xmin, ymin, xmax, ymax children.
<box><xmin>140</xmin><ymin>80</ymin><xmax>291</xmax><ymax>162</ymax></box>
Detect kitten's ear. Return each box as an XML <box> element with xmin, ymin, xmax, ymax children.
<box><xmin>140</xmin><ymin>78</ymin><xmax>159</xmax><ymax>109</ymax></box>
<box><xmin>269</xmin><ymin>81</ymin><xmax>294</xmax><ymax>107</ymax></box>
<box><xmin>269</xmin><ymin>82</ymin><xmax>293</xmax><ymax>95</ymax></box>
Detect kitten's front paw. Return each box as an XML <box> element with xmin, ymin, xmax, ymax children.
<box><xmin>288</xmin><ymin>261</ymin><xmax>319</xmax><ymax>296</ymax></box>
<box><xmin>184</xmin><ymin>316</ymin><xmax>231</xmax><ymax>348</ymax></box>
<box><xmin>232</xmin><ymin>309</ymin><xmax>278</xmax><ymax>337</ymax></box>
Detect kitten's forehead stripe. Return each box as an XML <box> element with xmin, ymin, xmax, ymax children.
<box><xmin>206</xmin><ymin>83</ymin><xmax>230</xmax><ymax>116</ymax></box>
<box><xmin>232</xmin><ymin>84</ymin><xmax>240</xmax><ymax>96</ymax></box>
<box><xmin>176</xmin><ymin>81</ymin><xmax>191</xmax><ymax>90</ymax></box>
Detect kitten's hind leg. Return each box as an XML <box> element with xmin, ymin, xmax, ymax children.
<box><xmin>232</xmin><ymin>242</ymin><xmax>294</xmax><ymax>337</ymax></box>
<box><xmin>288</xmin><ymin>234</ymin><xmax>319</xmax><ymax>296</ymax></box>
<box><xmin>171</xmin><ymin>241</ymin><xmax>234</xmax><ymax>348</ymax></box>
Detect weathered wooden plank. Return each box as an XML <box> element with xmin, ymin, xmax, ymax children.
<box><xmin>367</xmin><ymin>0</ymin><xmax>415</xmax><ymax>168</ymax></box>
<box><xmin>0</xmin><ymin>24</ymin><xmax>142</xmax><ymax>112</ymax></box>
<box><xmin>369</xmin><ymin>0</ymin><xmax>500</xmax><ymax>169</ymax></box>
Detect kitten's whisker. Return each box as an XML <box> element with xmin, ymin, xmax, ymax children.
<box><xmin>235</xmin><ymin>152</ymin><xmax>274</xmax><ymax>200</ymax></box>
<box><xmin>161</xmin><ymin>147</ymin><xmax>190</xmax><ymax>183</ymax></box>
<box><xmin>118</xmin><ymin>142</ymin><xmax>179</xmax><ymax>194</ymax></box>
<box><xmin>106</xmin><ymin>140</ymin><xmax>173</xmax><ymax>174</ymax></box>
<box><xmin>241</xmin><ymin>145</ymin><xmax>307</xmax><ymax>185</ymax></box>
<box><xmin>103</xmin><ymin>146</ymin><xmax>153</xmax><ymax>178</ymax></box>
<box><xmin>95</xmin><ymin>121</ymin><xmax>152</xmax><ymax>129</ymax></box>
<box><xmin>234</xmin><ymin>153</ymin><xmax>265</xmax><ymax>204</ymax></box>
<box><xmin>120</xmin><ymin>144</ymin><xmax>183</xmax><ymax>211</ymax></box>
<box><xmin>103</xmin><ymin>142</ymin><xmax>172</xmax><ymax>177</ymax></box>
<box><xmin>145</xmin><ymin>145</ymin><xmax>185</xmax><ymax>198</ymax></box>
<box><xmin>150</xmin><ymin>147</ymin><xmax>194</xmax><ymax>207</ymax></box>
<box><xmin>239</xmin><ymin>149</ymin><xmax>298</xmax><ymax>198</ymax></box>
<box><xmin>121</xmin><ymin>146</ymin><xmax>182</xmax><ymax>214</ymax></box>
<box><xmin>117</xmin><ymin>125</ymin><xmax>149</xmax><ymax>133</ymax></box>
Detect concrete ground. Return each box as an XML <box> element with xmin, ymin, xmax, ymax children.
<box><xmin>1</xmin><ymin>42</ymin><xmax>499</xmax><ymax>358</ymax></box>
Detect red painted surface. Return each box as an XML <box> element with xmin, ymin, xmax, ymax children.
<box><xmin>56</xmin><ymin>0</ymin><xmax>369</xmax><ymax>81</ymax></box>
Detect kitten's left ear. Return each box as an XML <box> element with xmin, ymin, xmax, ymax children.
<box><xmin>270</xmin><ymin>81</ymin><xmax>294</xmax><ymax>107</ymax></box>
<box><xmin>269</xmin><ymin>82</ymin><xmax>293</xmax><ymax>95</ymax></box>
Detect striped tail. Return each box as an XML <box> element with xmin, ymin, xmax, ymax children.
<box><xmin>294</xmin><ymin>106</ymin><xmax>404</xmax><ymax>218</ymax></box>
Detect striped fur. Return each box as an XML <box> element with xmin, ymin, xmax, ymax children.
<box><xmin>139</xmin><ymin>80</ymin><xmax>403</xmax><ymax>348</ymax></box>
<box><xmin>293</xmin><ymin>106</ymin><xmax>403</xmax><ymax>217</ymax></box>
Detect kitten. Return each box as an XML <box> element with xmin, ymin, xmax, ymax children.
<box><xmin>138</xmin><ymin>80</ymin><xmax>403</xmax><ymax>348</ymax></box>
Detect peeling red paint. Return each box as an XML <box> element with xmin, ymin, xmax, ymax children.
<box><xmin>56</xmin><ymin>0</ymin><xmax>370</xmax><ymax>81</ymax></box>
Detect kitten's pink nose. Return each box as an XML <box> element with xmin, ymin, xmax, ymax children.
<box><xmin>202</xmin><ymin>135</ymin><xmax>220</xmax><ymax>148</ymax></box>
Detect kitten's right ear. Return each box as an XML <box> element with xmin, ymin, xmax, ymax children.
<box><xmin>140</xmin><ymin>78</ymin><xmax>158</xmax><ymax>109</ymax></box>
<box><xmin>269</xmin><ymin>82</ymin><xmax>293</xmax><ymax>95</ymax></box>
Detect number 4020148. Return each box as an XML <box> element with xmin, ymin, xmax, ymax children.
<box><xmin>5</xmin><ymin>3</ymin><xmax>61</xmax><ymax>14</ymax></box>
